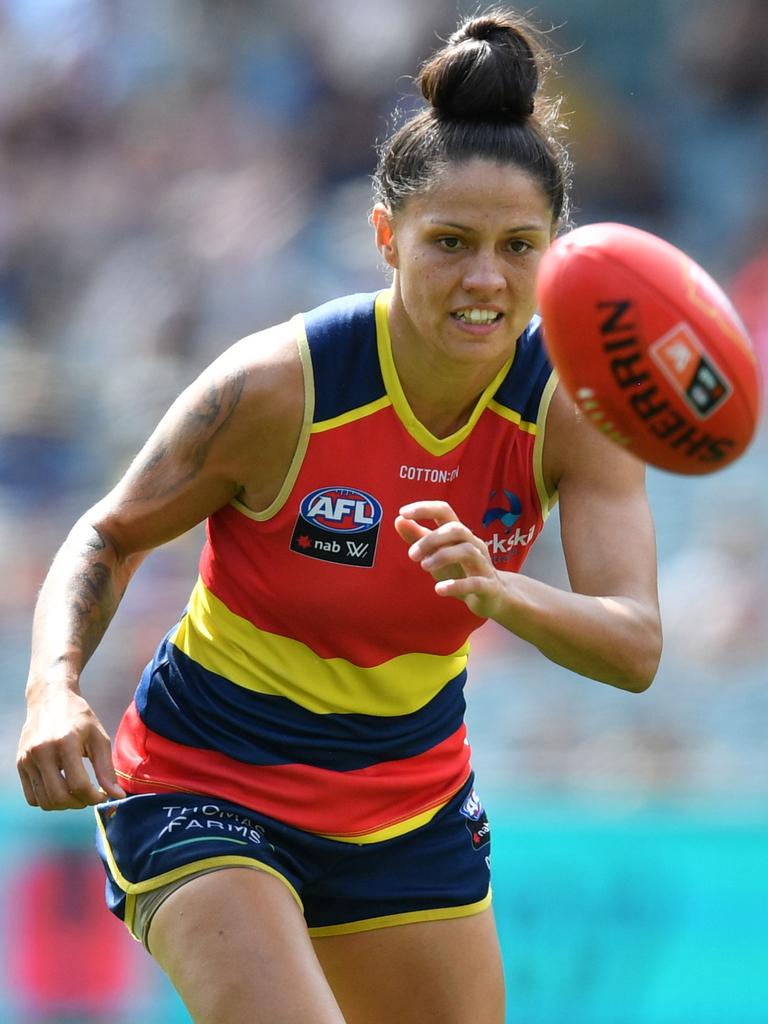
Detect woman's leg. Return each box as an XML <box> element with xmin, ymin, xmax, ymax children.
<box><xmin>148</xmin><ymin>867</ymin><xmax>346</xmax><ymax>1024</ymax></box>
<box><xmin>312</xmin><ymin>906</ymin><xmax>505</xmax><ymax>1024</ymax></box>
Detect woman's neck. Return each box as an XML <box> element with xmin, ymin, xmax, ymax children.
<box><xmin>398</xmin><ymin>374</ymin><xmax>484</xmax><ymax>438</ymax></box>
<box><xmin>387</xmin><ymin>304</ymin><xmax>510</xmax><ymax>439</ymax></box>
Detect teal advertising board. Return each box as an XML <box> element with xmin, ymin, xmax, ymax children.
<box><xmin>492</xmin><ymin>804</ymin><xmax>768</xmax><ymax>1024</ymax></box>
<box><xmin>1</xmin><ymin>797</ymin><xmax>766</xmax><ymax>1022</ymax></box>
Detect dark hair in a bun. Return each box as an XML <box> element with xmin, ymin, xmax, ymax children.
<box><xmin>420</xmin><ymin>13</ymin><xmax>538</xmax><ymax>121</ymax></box>
<box><xmin>373</xmin><ymin>7</ymin><xmax>570</xmax><ymax>223</ymax></box>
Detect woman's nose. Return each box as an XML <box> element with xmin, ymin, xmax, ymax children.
<box><xmin>461</xmin><ymin>251</ymin><xmax>506</xmax><ymax>293</ymax></box>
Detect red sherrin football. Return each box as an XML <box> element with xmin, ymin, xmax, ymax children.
<box><xmin>536</xmin><ymin>222</ymin><xmax>761</xmax><ymax>474</ymax></box>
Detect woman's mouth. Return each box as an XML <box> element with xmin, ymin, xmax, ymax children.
<box><xmin>451</xmin><ymin>308</ymin><xmax>503</xmax><ymax>326</ymax></box>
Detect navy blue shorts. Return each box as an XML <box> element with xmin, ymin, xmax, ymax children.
<box><xmin>95</xmin><ymin>774</ymin><xmax>492</xmax><ymax>939</ymax></box>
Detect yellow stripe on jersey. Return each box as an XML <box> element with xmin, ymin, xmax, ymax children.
<box><xmin>375</xmin><ymin>291</ymin><xmax>515</xmax><ymax>456</ymax></box>
<box><xmin>229</xmin><ymin>316</ymin><xmax>315</xmax><ymax>522</ymax></box>
<box><xmin>312</xmin><ymin>394</ymin><xmax>392</xmax><ymax>433</ymax></box>
<box><xmin>171</xmin><ymin>578</ymin><xmax>470</xmax><ymax>717</ymax></box>
<box><xmin>486</xmin><ymin>400</ymin><xmax>538</xmax><ymax>434</ymax></box>
<box><xmin>320</xmin><ymin>797</ymin><xmax>451</xmax><ymax>844</ymax></box>
<box><xmin>533</xmin><ymin>369</ymin><xmax>560</xmax><ymax>519</ymax></box>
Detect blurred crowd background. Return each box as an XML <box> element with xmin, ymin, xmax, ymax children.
<box><xmin>1</xmin><ymin>1</ymin><xmax>766</xmax><ymax>1020</ymax></box>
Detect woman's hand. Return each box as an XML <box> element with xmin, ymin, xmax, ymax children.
<box><xmin>394</xmin><ymin>500</ymin><xmax>505</xmax><ymax>619</ymax></box>
<box><xmin>17</xmin><ymin>689</ymin><xmax>126</xmax><ymax>811</ymax></box>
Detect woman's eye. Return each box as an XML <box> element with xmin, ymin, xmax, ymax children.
<box><xmin>437</xmin><ymin>236</ymin><xmax>464</xmax><ymax>251</ymax></box>
<box><xmin>507</xmin><ymin>239</ymin><xmax>532</xmax><ymax>253</ymax></box>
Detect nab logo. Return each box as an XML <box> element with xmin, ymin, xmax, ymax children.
<box><xmin>463</xmin><ymin>810</ymin><xmax>491</xmax><ymax>851</ymax></box>
<box><xmin>290</xmin><ymin>486</ymin><xmax>382</xmax><ymax>568</ymax></box>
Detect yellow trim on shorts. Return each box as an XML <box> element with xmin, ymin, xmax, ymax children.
<box><xmin>319</xmin><ymin>798</ymin><xmax>448</xmax><ymax>844</ymax></box>
<box><xmin>124</xmin><ymin>892</ymin><xmax>138</xmax><ymax>938</ymax></box>
<box><xmin>308</xmin><ymin>889</ymin><xmax>492</xmax><ymax>938</ymax></box>
<box><xmin>94</xmin><ymin>810</ymin><xmax>304</xmax><ymax>913</ymax></box>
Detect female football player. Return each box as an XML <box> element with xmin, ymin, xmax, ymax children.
<box><xmin>17</xmin><ymin>9</ymin><xmax>661</xmax><ymax>1022</ymax></box>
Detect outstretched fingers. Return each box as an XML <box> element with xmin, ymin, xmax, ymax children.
<box><xmin>396</xmin><ymin>501</ymin><xmax>502</xmax><ymax>616</ymax></box>
<box><xmin>404</xmin><ymin>521</ymin><xmax>489</xmax><ymax>571</ymax></box>
<box><xmin>397</xmin><ymin>500</ymin><xmax>461</xmax><ymax>528</ymax></box>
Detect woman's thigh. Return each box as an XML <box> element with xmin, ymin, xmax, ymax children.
<box><xmin>148</xmin><ymin>867</ymin><xmax>346</xmax><ymax>1024</ymax></box>
<box><xmin>313</xmin><ymin>906</ymin><xmax>505</xmax><ymax>1024</ymax></box>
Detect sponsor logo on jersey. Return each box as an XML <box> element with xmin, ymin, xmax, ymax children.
<box><xmin>650</xmin><ymin>323</ymin><xmax>731</xmax><ymax>419</ymax></box>
<box><xmin>482</xmin><ymin>489</ymin><xmax>535</xmax><ymax>564</ymax></box>
<box><xmin>290</xmin><ymin>486</ymin><xmax>382</xmax><ymax>567</ymax></box>
<box><xmin>157</xmin><ymin>804</ymin><xmax>267</xmax><ymax>848</ymax></box>
<box><xmin>399</xmin><ymin>465</ymin><xmax>460</xmax><ymax>483</ymax></box>
<box><xmin>482</xmin><ymin>489</ymin><xmax>522</xmax><ymax>532</ymax></box>
<box><xmin>485</xmin><ymin>525</ymin><xmax>535</xmax><ymax>556</ymax></box>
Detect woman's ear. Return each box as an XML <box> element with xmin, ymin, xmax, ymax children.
<box><xmin>372</xmin><ymin>204</ymin><xmax>398</xmax><ymax>268</ymax></box>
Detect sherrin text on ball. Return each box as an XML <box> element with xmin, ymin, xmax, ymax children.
<box><xmin>536</xmin><ymin>222</ymin><xmax>761</xmax><ymax>474</ymax></box>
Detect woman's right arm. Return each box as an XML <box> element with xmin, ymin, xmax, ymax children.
<box><xmin>17</xmin><ymin>324</ymin><xmax>304</xmax><ymax>811</ymax></box>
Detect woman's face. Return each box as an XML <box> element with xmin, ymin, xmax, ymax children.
<box><xmin>374</xmin><ymin>159</ymin><xmax>556</xmax><ymax>370</ymax></box>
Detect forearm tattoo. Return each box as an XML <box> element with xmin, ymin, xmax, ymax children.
<box><xmin>67</xmin><ymin>526</ymin><xmax>126</xmax><ymax>663</ymax></box>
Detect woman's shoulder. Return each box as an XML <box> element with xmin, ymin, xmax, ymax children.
<box><xmin>225</xmin><ymin>289</ymin><xmax>383</xmax><ymax>376</ymax></box>
<box><xmin>220</xmin><ymin>293</ymin><xmax>381</xmax><ymax>511</ymax></box>
<box><xmin>188</xmin><ymin>319</ymin><xmax>306</xmax><ymax>512</ymax></box>
<box><xmin>224</xmin><ymin>317</ymin><xmax>302</xmax><ymax>377</ymax></box>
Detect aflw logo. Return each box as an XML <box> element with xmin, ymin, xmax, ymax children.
<box><xmin>290</xmin><ymin>486</ymin><xmax>382</xmax><ymax>568</ymax></box>
<box><xmin>345</xmin><ymin>540</ymin><xmax>370</xmax><ymax>558</ymax></box>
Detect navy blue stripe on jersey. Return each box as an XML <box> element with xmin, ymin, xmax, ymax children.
<box><xmin>303</xmin><ymin>292</ymin><xmax>386</xmax><ymax>422</ymax></box>
<box><xmin>134</xmin><ymin>643</ymin><xmax>467</xmax><ymax>772</ymax></box>
<box><xmin>492</xmin><ymin>318</ymin><xmax>553</xmax><ymax>423</ymax></box>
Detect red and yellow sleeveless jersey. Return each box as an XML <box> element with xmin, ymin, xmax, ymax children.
<box><xmin>114</xmin><ymin>290</ymin><xmax>558</xmax><ymax>841</ymax></box>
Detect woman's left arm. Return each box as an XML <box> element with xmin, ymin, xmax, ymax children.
<box><xmin>396</xmin><ymin>389</ymin><xmax>662</xmax><ymax>693</ymax></box>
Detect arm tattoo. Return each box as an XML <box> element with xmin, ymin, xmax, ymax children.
<box><xmin>54</xmin><ymin>372</ymin><xmax>245</xmax><ymax>665</ymax></box>
<box><xmin>81</xmin><ymin>525</ymin><xmax>106</xmax><ymax>553</ymax></box>
<box><xmin>66</xmin><ymin>528</ymin><xmax>126</xmax><ymax>663</ymax></box>
<box><xmin>129</xmin><ymin>369</ymin><xmax>246</xmax><ymax>501</ymax></box>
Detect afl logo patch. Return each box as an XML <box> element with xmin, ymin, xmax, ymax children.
<box><xmin>290</xmin><ymin>486</ymin><xmax>382</xmax><ymax>567</ymax></box>
<box><xmin>460</xmin><ymin>787</ymin><xmax>484</xmax><ymax>821</ymax></box>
